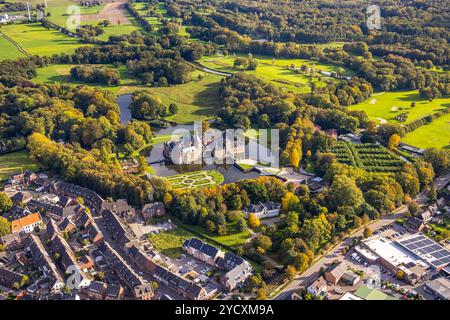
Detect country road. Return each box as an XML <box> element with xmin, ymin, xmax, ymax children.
<box><xmin>271</xmin><ymin>172</ymin><xmax>450</xmax><ymax>300</ymax></box>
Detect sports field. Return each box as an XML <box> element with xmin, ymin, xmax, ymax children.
<box><xmin>348</xmin><ymin>90</ymin><xmax>450</xmax><ymax>124</ymax></box>
<box><xmin>0</xmin><ymin>23</ymin><xmax>88</xmax><ymax>56</ymax></box>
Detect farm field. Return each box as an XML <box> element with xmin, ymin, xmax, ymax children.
<box><xmin>331</xmin><ymin>141</ymin><xmax>404</xmax><ymax>173</ymax></box>
<box><xmin>33</xmin><ymin>63</ymin><xmax>141</xmax><ymax>93</ymax></box>
<box><xmin>198</xmin><ymin>54</ymin><xmax>344</xmax><ymax>93</ymax></box>
<box><xmin>0</xmin><ymin>151</ymin><xmax>41</xmax><ymax>181</ymax></box>
<box><xmin>0</xmin><ymin>36</ymin><xmax>24</xmax><ymax>60</ymax></box>
<box><xmin>402</xmin><ymin>113</ymin><xmax>450</xmax><ymax>149</ymax></box>
<box><xmin>0</xmin><ymin>23</ymin><xmax>88</xmax><ymax>56</ymax></box>
<box><xmin>165</xmin><ymin>170</ymin><xmax>224</xmax><ymax>190</ymax></box>
<box><xmin>348</xmin><ymin>90</ymin><xmax>450</xmax><ymax>124</ymax></box>
<box><xmin>147</xmin><ymin>72</ymin><xmax>222</xmax><ymax>124</ymax></box>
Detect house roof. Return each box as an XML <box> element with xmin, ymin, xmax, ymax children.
<box><xmin>11</xmin><ymin>213</ymin><xmax>42</xmax><ymax>232</ymax></box>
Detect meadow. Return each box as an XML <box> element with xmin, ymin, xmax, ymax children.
<box><xmin>0</xmin><ymin>23</ymin><xmax>88</xmax><ymax>56</ymax></box>
<box><xmin>348</xmin><ymin>90</ymin><xmax>450</xmax><ymax>124</ymax></box>
<box><xmin>146</xmin><ymin>71</ymin><xmax>222</xmax><ymax>124</ymax></box>
<box><xmin>0</xmin><ymin>151</ymin><xmax>41</xmax><ymax>181</ymax></box>
<box><xmin>0</xmin><ymin>36</ymin><xmax>24</xmax><ymax>60</ymax></box>
<box><xmin>402</xmin><ymin>113</ymin><xmax>450</xmax><ymax>149</ymax></box>
<box><xmin>198</xmin><ymin>54</ymin><xmax>346</xmax><ymax>93</ymax></box>
<box><xmin>147</xmin><ymin>227</ymin><xmax>197</xmax><ymax>258</ymax></box>
<box><xmin>33</xmin><ymin>63</ymin><xmax>142</xmax><ymax>93</ymax></box>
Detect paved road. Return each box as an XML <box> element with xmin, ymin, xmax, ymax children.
<box><xmin>272</xmin><ymin>173</ymin><xmax>450</xmax><ymax>300</ymax></box>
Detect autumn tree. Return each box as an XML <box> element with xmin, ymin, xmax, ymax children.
<box><xmin>248</xmin><ymin>213</ymin><xmax>261</xmax><ymax>229</ymax></box>
<box><xmin>0</xmin><ymin>192</ymin><xmax>13</xmax><ymax>213</ymax></box>
<box><xmin>388</xmin><ymin>133</ymin><xmax>401</xmax><ymax>150</ymax></box>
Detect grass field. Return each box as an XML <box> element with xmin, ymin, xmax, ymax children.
<box><xmin>0</xmin><ymin>151</ymin><xmax>41</xmax><ymax>181</ymax></box>
<box><xmin>402</xmin><ymin>113</ymin><xmax>450</xmax><ymax>149</ymax></box>
<box><xmin>147</xmin><ymin>71</ymin><xmax>222</xmax><ymax>123</ymax></box>
<box><xmin>165</xmin><ymin>170</ymin><xmax>224</xmax><ymax>189</ymax></box>
<box><xmin>147</xmin><ymin>227</ymin><xmax>196</xmax><ymax>259</ymax></box>
<box><xmin>1</xmin><ymin>23</ymin><xmax>88</xmax><ymax>56</ymax></box>
<box><xmin>33</xmin><ymin>63</ymin><xmax>142</xmax><ymax>93</ymax></box>
<box><xmin>198</xmin><ymin>54</ymin><xmax>345</xmax><ymax>93</ymax></box>
<box><xmin>348</xmin><ymin>90</ymin><xmax>450</xmax><ymax>124</ymax></box>
<box><xmin>0</xmin><ymin>36</ymin><xmax>25</xmax><ymax>60</ymax></box>
<box><xmin>186</xmin><ymin>223</ymin><xmax>251</xmax><ymax>250</ymax></box>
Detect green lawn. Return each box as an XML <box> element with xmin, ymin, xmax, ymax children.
<box><xmin>1</xmin><ymin>23</ymin><xmax>88</xmax><ymax>56</ymax></box>
<box><xmin>0</xmin><ymin>36</ymin><xmax>25</xmax><ymax>60</ymax></box>
<box><xmin>0</xmin><ymin>151</ymin><xmax>41</xmax><ymax>181</ymax></box>
<box><xmin>147</xmin><ymin>227</ymin><xmax>197</xmax><ymax>259</ymax></box>
<box><xmin>187</xmin><ymin>223</ymin><xmax>251</xmax><ymax>250</ymax></box>
<box><xmin>165</xmin><ymin>170</ymin><xmax>224</xmax><ymax>190</ymax></box>
<box><xmin>402</xmin><ymin>113</ymin><xmax>450</xmax><ymax>149</ymax></box>
<box><xmin>198</xmin><ymin>54</ymin><xmax>343</xmax><ymax>93</ymax></box>
<box><xmin>348</xmin><ymin>90</ymin><xmax>450</xmax><ymax>124</ymax></box>
<box><xmin>147</xmin><ymin>71</ymin><xmax>222</xmax><ymax>124</ymax></box>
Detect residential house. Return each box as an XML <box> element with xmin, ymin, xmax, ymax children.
<box><xmin>83</xmin><ymin>281</ymin><xmax>106</xmax><ymax>300</ymax></box>
<box><xmin>127</xmin><ymin>244</ymin><xmax>158</xmax><ymax>274</ymax></box>
<box><xmin>10</xmin><ymin>192</ymin><xmax>32</xmax><ymax>205</ymax></box>
<box><xmin>0</xmin><ymin>232</ymin><xmax>22</xmax><ymax>250</ymax></box>
<box><xmin>11</xmin><ymin>213</ymin><xmax>43</xmax><ymax>234</ymax></box>
<box><xmin>59</xmin><ymin>217</ymin><xmax>76</xmax><ymax>234</ymax></box>
<box><xmin>98</xmin><ymin>242</ymin><xmax>150</xmax><ymax>296</ymax></box>
<box><xmin>101</xmin><ymin>199</ymin><xmax>136</xmax><ymax>222</ymax></box>
<box><xmin>182</xmin><ymin>238</ymin><xmax>222</xmax><ymax>266</ymax></box>
<box><xmin>85</xmin><ymin>221</ymin><xmax>104</xmax><ymax>245</ymax></box>
<box><xmin>105</xmin><ymin>284</ymin><xmax>125</xmax><ymax>300</ymax></box>
<box><xmin>0</xmin><ymin>267</ymin><xmax>27</xmax><ymax>289</ymax></box>
<box><xmin>26</xmin><ymin>234</ymin><xmax>65</xmax><ymax>293</ymax></box>
<box><xmin>46</xmin><ymin>218</ymin><xmax>60</xmax><ymax>240</ymax></box>
<box><xmin>133</xmin><ymin>283</ymin><xmax>155</xmax><ymax>300</ymax></box>
<box><xmin>102</xmin><ymin>209</ymin><xmax>135</xmax><ymax>246</ymax></box>
<box><xmin>49</xmin><ymin>234</ymin><xmax>91</xmax><ymax>288</ymax></box>
<box><xmin>244</xmin><ymin>202</ymin><xmax>281</xmax><ymax>219</ymax></box>
<box><xmin>51</xmin><ymin>181</ymin><xmax>105</xmax><ymax>212</ymax></box>
<box><xmin>324</xmin><ymin>263</ymin><xmax>346</xmax><ymax>285</ymax></box>
<box><xmin>307</xmin><ymin>277</ymin><xmax>327</xmax><ymax>296</ymax></box>
<box><xmin>340</xmin><ymin>271</ymin><xmax>361</xmax><ymax>286</ymax></box>
<box><xmin>153</xmin><ymin>265</ymin><xmax>207</xmax><ymax>300</ymax></box>
<box><xmin>141</xmin><ymin>202</ymin><xmax>165</xmax><ymax>220</ymax></box>
<box><xmin>405</xmin><ymin>216</ymin><xmax>426</xmax><ymax>233</ymax></box>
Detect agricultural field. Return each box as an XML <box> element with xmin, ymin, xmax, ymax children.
<box><xmin>0</xmin><ymin>36</ymin><xmax>24</xmax><ymax>60</ymax></box>
<box><xmin>331</xmin><ymin>141</ymin><xmax>404</xmax><ymax>173</ymax></box>
<box><xmin>198</xmin><ymin>53</ymin><xmax>346</xmax><ymax>93</ymax></box>
<box><xmin>165</xmin><ymin>170</ymin><xmax>224</xmax><ymax>190</ymax></box>
<box><xmin>147</xmin><ymin>71</ymin><xmax>222</xmax><ymax>124</ymax></box>
<box><xmin>0</xmin><ymin>151</ymin><xmax>41</xmax><ymax>181</ymax></box>
<box><xmin>348</xmin><ymin>90</ymin><xmax>450</xmax><ymax>125</ymax></box>
<box><xmin>0</xmin><ymin>23</ymin><xmax>88</xmax><ymax>56</ymax></box>
<box><xmin>402</xmin><ymin>113</ymin><xmax>450</xmax><ymax>149</ymax></box>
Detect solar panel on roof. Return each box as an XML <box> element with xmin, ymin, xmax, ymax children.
<box><xmin>407</xmin><ymin>243</ymin><xmax>420</xmax><ymax>250</ymax></box>
<box><xmin>429</xmin><ymin>244</ymin><xmax>442</xmax><ymax>252</ymax></box>
<box><xmin>422</xmin><ymin>239</ymin><xmax>434</xmax><ymax>246</ymax></box>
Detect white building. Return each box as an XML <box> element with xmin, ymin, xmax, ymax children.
<box><xmin>244</xmin><ymin>201</ymin><xmax>280</xmax><ymax>219</ymax></box>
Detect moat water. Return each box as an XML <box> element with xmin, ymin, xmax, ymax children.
<box><xmin>117</xmin><ymin>95</ymin><xmax>262</xmax><ymax>183</ymax></box>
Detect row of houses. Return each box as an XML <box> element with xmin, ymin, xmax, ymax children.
<box><xmin>182</xmin><ymin>238</ymin><xmax>253</xmax><ymax>291</ymax></box>
<box><xmin>97</xmin><ymin>241</ymin><xmax>154</xmax><ymax>300</ymax></box>
<box><xmin>51</xmin><ymin>181</ymin><xmax>105</xmax><ymax>213</ymax></box>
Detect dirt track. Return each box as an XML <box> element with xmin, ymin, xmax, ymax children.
<box><xmin>80</xmin><ymin>1</ymin><xmax>130</xmax><ymax>25</ymax></box>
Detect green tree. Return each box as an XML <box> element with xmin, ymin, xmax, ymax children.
<box><xmin>0</xmin><ymin>192</ymin><xmax>13</xmax><ymax>213</ymax></box>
